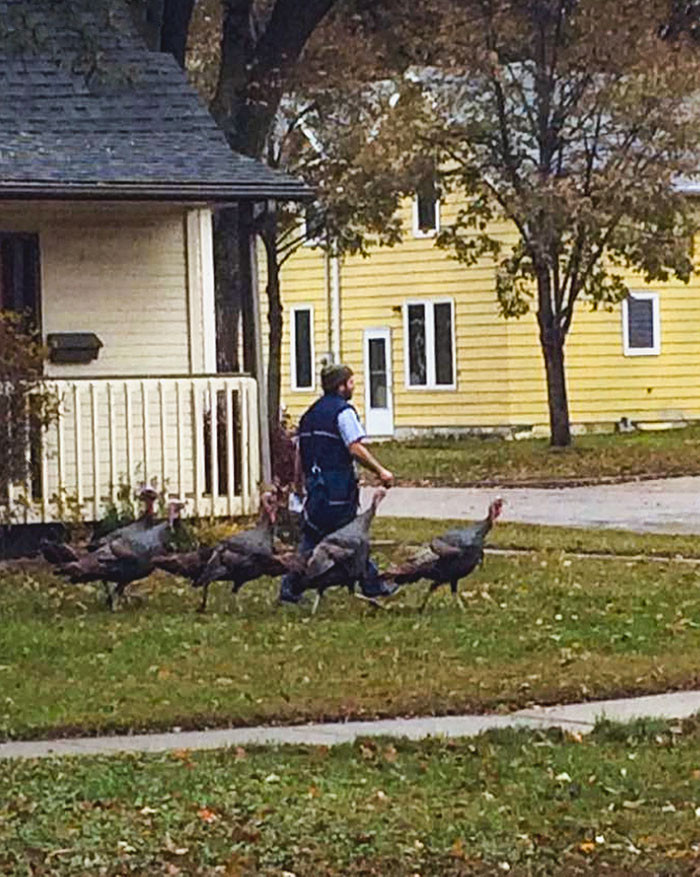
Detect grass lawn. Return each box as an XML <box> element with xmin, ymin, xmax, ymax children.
<box><xmin>4</xmin><ymin>520</ymin><xmax>700</xmax><ymax>741</ymax></box>
<box><xmin>378</xmin><ymin>425</ymin><xmax>700</xmax><ymax>486</ymax></box>
<box><xmin>5</xmin><ymin>718</ymin><xmax>700</xmax><ymax>875</ymax></box>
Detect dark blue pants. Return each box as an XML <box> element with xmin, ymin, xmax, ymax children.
<box><xmin>279</xmin><ymin>525</ymin><xmax>383</xmax><ymax>599</ymax></box>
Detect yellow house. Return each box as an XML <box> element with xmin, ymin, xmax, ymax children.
<box><xmin>267</xmin><ymin>188</ymin><xmax>700</xmax><ymax>438</ymax></box>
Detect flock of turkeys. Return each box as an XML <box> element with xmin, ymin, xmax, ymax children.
<box><xmin>41</xmin><ymin>487</ymin><xmax>503</xmax><ymax>614</ymax></box>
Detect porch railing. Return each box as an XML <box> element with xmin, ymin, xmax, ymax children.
<box><xmin>4</xmin><ymin>375</ymin><xmax>260</xmax><ymax>524</ymax></box>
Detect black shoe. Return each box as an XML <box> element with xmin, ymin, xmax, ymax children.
<box><xmin>360</xmin><ymin>577</ymin><xmax>398</xmax><ymax>599</ymax></box>
<box><xmin>278</xmin><ymin>588</ymin><xmax>306</xmax><ymax>605</ymax></box>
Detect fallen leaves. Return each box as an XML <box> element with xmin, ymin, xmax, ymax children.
<box><xmin>163</xmin><ymin>834</ymin><xmax>189</xmax><ymax>856</ymax></box>
<box><xmin>383</xmin><ymin>744</ymin><xmax>398</xmax><ymax>763</ymax></box>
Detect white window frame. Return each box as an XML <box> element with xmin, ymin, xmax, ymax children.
<box><xmin>403</xmin><ymin>298</ymin><xmax>457</xmax><ymax>391</ymax></box>
<box><xmin>290</xmin><ymin>304</ymin><xmax>316</xmax><ymax>391</ymax></box>
<box><xmin>622</xmin><ymin>291</ymin><xmax>661</xmax><ymax>357</ymax></box>
<box><xmin>412</xmin><ymin>192</ymin><xmax>441</xmax><ymax>238</ymax></box>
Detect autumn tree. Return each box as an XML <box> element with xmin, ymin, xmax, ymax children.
<box><xmin>184</xmin><ymin>1</ymin><xmax>419</xmax><ymax>451</ymax></box>
<box><xmin>365</xmin><ymin>0</ymin><xmax>700</xmax><ymax>445</ymax></box>
<box><xmin>257</xmin><ymin>73</ymin><xmax>418</xmax><ymax>437</ymax></box>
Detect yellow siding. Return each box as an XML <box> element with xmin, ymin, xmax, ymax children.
<box><xmin>259</xmin><ymin>240</ymin><xmax>329</xmax><ymax>420</ymax></box>
<box><xmin>266</xmin><ymin>197</ymin><xmax>700</xmax><ymax>434</ymax></box>
<box><xmin>0</xmin><ymin>202</ymin><xmax>194</xmax><ymax>378</ymax></box>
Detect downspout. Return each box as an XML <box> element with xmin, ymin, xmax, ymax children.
<box><xmin>328</xmin><ymin>248</ymin><xmax>342</xmax><ymax>363</ymax></box>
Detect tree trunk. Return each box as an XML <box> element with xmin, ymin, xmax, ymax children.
<box><xmin>535</xmin><ymin>264</ymin><xmax>572</xmax><ymax>448</ymax></box>
<box><xmin>260</xmin><ymin>211</ymin><xmax>282</xmax><ymax>444</ymax></box>
<box><xmin>213</xmin><ymin>205</ymin><xmax>258</xmax><ymax>375</ymax></box>
<box><xmin>160</xmin><ymin>0</ymin><xmax>196</xmax><ymax>67</ymax></box>
<box><xmin>140</xmin><ymin>0</ymin><xmax>165</xmax><ymax>50</ymax></box>
<box><xmin>213</xmin><ymin>208</ymin><xmax>242</xmax><ymax>374</ymax></box>
<box><xmin>540</xmin><ymin>327</ymin><xmax>571</xmax><ymax>447</ymax></box>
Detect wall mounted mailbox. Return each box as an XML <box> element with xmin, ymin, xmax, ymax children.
<box><xmin>47</xmin><ymin>332</ymin><xmax>103</xmax><ymax>364</ymax></box>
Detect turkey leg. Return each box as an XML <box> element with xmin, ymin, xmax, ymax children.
<box><xmin>450</xmin><ymin>579</ymin><xmax>466</xmax><ymax>612</ymax></box>
<box><xmin>197</xmin><ymin>583</ymin><xmax>210</xmax><ymax>613</ymax></box>
<box><xmin>311</xmin><ymin>591</ymin><xmax>323</xmax><ymax>615</ymax></box>
<box><xmin>419</xmin><ymin>583</ymin><xmax>440</xmax><ymax>614</ymax></box>
<box><xmin>102</xmin><ymin>581</ymin><xmax>115</xmax><ymax>611</ymax></box>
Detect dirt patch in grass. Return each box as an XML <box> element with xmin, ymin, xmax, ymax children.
<box><xmin>378</xmin><ymin>426</ymin><xmax>700</xmax><ymax>487</ymax></box>
<box><xmin>4</xmin><ymin>719</ymin><xmax>700</xmax><ymax>874</ymax></box>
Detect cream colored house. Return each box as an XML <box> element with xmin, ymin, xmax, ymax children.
<box><xmin>1</xmin><ymin>0</ymin><xmax>308</xmax><ymax>526</ymax></box>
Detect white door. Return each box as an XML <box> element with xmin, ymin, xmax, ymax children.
<box><xmin>363</xmin><ymin>328</ymin><xmax>394</xmax><ymax>437</ymax></box>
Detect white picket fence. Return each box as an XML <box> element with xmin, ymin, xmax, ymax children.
<box><xmin>4</xmin><ymin>375</ymin><xmax>260</xmax><ymax>524</ymax></box>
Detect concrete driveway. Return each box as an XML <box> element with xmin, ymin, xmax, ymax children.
<box><xmin>364</xmin><ymin>476</ymin><xmax>700</xmax><ymax>534</ymax></box>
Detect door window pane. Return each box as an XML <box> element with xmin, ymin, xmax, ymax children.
<box><xmin>434</xmin><ymin>301</ymin><xmax>454</xmax><ymax>385</ymax></box>
<box><xmin>293</xmin><ymin>309</ymin><xmax>313</xmax><ymax>388</ymax></box>
<box><xmin>368</xmin><ymin>338</ymin><xmax>388</xmax><ymax>408</ymax></box>
<box><xmin>407</xmin><ymin>303</ymin><xmax>427</xmax><ymax>385</ymax></box>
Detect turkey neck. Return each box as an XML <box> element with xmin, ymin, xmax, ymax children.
<box><xmin>473</xmin><ymin>510</ymin><xmax>496</xmax><ymax>540</ymax></box>
<box><xmin>358</xmin><ymin>498</ymin><xmax>382</xmax><ymax>529</ymax></box>
<box><xmin>142</xmin><ymin>499</ymin><xmax>158</xmax><ymax>528</ymax></box>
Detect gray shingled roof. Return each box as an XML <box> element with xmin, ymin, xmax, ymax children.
<box><xmin>0</xmin><ymin>0</ymin><xmax>311</xmax><ymax>201</ymax></box>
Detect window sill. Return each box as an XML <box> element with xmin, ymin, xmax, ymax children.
<box><xmin>412</xmin><ymin>229</ymin><xmax>439</xmax><ymax>239</ymax></box>
<box><xmin>405</xmin><ymin>383</ymin><xmax>457</xmax><ymax>392</ymax></box>
<box><xmin>623</xmin><ymin>349</ymin><xmax>661</xmax><ymax>357</ymax></box>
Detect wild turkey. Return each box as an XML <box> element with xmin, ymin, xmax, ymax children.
<box><xmin>86</xmin><ymin>486</ymin><xmax>160</xmax><ymax>551</ymax></box>
<box><xmin>293</xmin><ymin>488</ymin><xmax>387</xmax><ymax>614</ymax></box>
<box><xmin>41</xmin><ymin>486</ymin><xmax>159</xmax><ymax>567</ymax></box>
<box><xmin>192</xmin><ymin>493</ymin><xmax>295</xmax><ymax>612</ymax></box>
<box><xmin>55</xmin><ymin>501</ymin><xmax>185</xmax><ymax>610</ymax></box>
<box><xmin>386</xmin><ymin>498</ymin><xmax>503</xmax><ymax>612</ymax></box>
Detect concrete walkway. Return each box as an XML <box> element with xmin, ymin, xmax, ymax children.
<box><xmin>3</xmin><ymin>691</ymin><xmax>700</xmax><ymax>760</ymax></box>
<box><xmin>369</xmin><ymin>476</ymin><xmax>700</xmax><ymax>534</ymax></box>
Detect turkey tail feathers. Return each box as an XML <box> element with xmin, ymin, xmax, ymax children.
<box><xmin>385</xmin><ymin>562</ymin><xmax>425</xmax><ymax>585</ymax></box>
<box><xmin>41</xmin><ymin>540</ymin><xmax>80</xmax><ymax>566</ymax></box>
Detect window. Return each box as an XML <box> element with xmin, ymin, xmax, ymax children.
<box><xmin>622</xmin><ymin>292</ymin><xmax>660</xmax><ymax>356</ymax></box>
<box><xmin>303</xmin><ymin>202</ymin><xmax>325</xmax><ymax>247</ymax></box>
<box><xmin>412</xmin><ymin>178</ymin><xmax>440</xmax><ymax>237</ymax></box>
<box><xmin>404</xmin><ymin>299</ymin><xmax>456</xmax><ymax>389</ymax></box>
<box><xmin>291</xmin><ymin>305</ymin><xmax>315</xmax><ymax>390</ymax></box>
<box><xmin>0</xmin><ymin>232</ymin><xmax>41</xmax><ymax>329</ymax></box>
